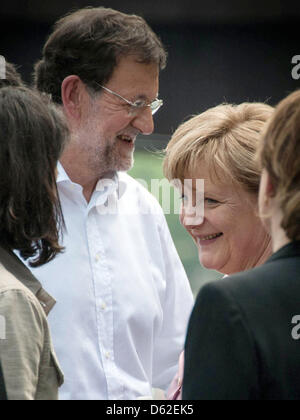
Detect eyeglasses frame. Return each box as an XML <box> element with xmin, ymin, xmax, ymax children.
<box><xmin>96</xmin><ymin>83</ymin><xmax>163</xmax><ymax>116</ymax></box>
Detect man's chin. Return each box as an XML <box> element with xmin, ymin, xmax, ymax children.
<box><xmin>116</xmin><ymin>157</ymin><xmax>134</xmax><ymax>173</ymax></box>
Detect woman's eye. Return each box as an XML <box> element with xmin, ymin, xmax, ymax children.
<box><xmin>205</xmin><ymin>198</ymin><xmax>219</xmax><ymax>205</ymax></box>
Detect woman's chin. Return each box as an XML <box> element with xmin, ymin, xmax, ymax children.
<box><xmin>198</xmin><ymin>254</ymin><xmax>219</xmax><ymax>271</ymax></box>
<box><xmin>197</xmin><ymin>247</ymin><xmax>228</xmax><ymax>273</ymax></box>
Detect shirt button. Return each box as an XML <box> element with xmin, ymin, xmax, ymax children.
<box><xmin>101</xmin><ymin>302</ymin><xmax>106</xmax><ymax>310</ymax></box>
<box><xmin>95</xmin><ymin>252</ymin><xmax>101</xmax><ymax>262</ymax></box>
<box><xmin>105</xmin><ymin>351</ymin><xmax>111</xmax><ymax>360</ymax></box>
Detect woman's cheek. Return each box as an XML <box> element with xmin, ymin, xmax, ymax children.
<box><xmin>179</xmin><ymin>204</ymin><xmax>185</xmax><ymax>226</ymax></box>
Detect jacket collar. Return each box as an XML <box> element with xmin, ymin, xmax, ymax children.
<box><xmin>266</xmin><ymin>241</ymin><xmax>300</xmax><ymax>265</ymax></box>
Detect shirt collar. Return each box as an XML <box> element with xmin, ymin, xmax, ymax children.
<box><xmin>57</xmin><ymin>161</ymin><xmax>70</xmax><ymax>184</ymax></box>
<box><xmin>57</xmin><ymin>162</ymin><xmax>120</xmax><ymax>192</ymax></box>
<box><xmin>0</xmin><ymin>247</ymin><xmax>56</xmax><ymax>316</ymax></box>
<box><xmin>57</xmin><ymin>162</ymin><xmax>125</xmax><ymax>203</ymax></box>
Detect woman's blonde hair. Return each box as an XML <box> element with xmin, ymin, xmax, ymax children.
<box><xmin>258</xmin><ymin>90</ymin><xmax>300</xmax><ymax>241</ymax></box>
<box><xmin>163</xmin><ymin>103</ymin><xmax>273</xmax><ymax>194</ymax></box>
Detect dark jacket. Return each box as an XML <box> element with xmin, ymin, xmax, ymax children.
<box><xmin>183</xmin><ymin>241</ymin><xmax>300</xmax><ymax>400</ymax></box>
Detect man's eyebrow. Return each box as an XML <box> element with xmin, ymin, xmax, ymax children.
<box><xmin>133</xmin><ymin>93</ymin><xmax>158</xmax><ymax>102</ymax></box>
<box><xmin>133</xmin><ymin>94</ymin><xmax>148</xmax><ymax>100</ymax></box>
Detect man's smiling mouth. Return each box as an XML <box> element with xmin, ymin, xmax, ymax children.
<box><xmin>117</xmin><ymin>134</ymin><xmax>134</xmax><ymax>143</ymax></box>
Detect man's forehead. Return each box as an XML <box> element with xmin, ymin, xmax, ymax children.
<box><xmin>107</xmin><ymin>56</ymin><xmax>159</xmax><ymax>88</ymax></box>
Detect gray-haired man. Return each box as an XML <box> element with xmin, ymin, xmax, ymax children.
<box><xmin>30</xmin><ymin>7</ymin><xmax>194</xmax><ymax>400</ymax></box>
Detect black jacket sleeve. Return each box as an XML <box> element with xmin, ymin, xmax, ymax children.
<box><xmin>182</xmin><ymin>281</ymin><xmax>260</xmax><ymax>400</ymax></box>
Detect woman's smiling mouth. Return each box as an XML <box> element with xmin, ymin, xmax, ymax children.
<box><xmin>196</xmin><ymin>232</ymin><xmax>223</xmax><ymax>245</ymax></box>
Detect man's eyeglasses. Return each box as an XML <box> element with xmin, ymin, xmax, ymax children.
<box><xmin>97</xmin><ymin>84</ymin><xmax>163</xmax><ymax>116</ymax></box>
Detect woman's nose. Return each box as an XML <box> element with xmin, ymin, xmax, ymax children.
<box><xmin>180</xmin><ymin>205</ymin><xmax>204</xmax><ymax>228</ymax></box>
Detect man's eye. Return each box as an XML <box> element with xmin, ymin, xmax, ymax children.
<box><xmin>133</xmin><ymin>100</ymin><xmax>146</xmax><ymax>108</ymax></box>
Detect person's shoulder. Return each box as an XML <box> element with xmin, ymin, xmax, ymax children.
<box><xmin>0</xmin><ymin>264</ymin><xmax>44</xmax><ymax>318</ymax></box>
<box><xmin>219</xmin><ymin>265</ymin><xmax>268</xmax><ymax>290</ymax></box>
<box><xmin>0</xmin><ymin>263</ymin><xmax>28</xmax><ymax>293</ymax></box>
<box><xmin>221</xmin><ymin>253</ymin><xmax>300</xmax><ymax>296</ymax></box>
<box><xmin>197</xmin><ymin>258</ymin><xmax>297</xmax><ymax>319</ymax></box>
<box><xmin>194</xmin><ymin>266</ymin><xmax>266</xmax><ymax>307</ymax></box>
<box><xmin>199</xmin><ymin>266</ymin><xmax>270</xmax><ymax>307</ymax></box>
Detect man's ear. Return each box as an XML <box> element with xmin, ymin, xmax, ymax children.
<box><xmin>61</xmin><ymin>75</ymin><xmax>83</xmax><ymax>120</ymax></box>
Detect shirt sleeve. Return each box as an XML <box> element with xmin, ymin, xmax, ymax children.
<box><xmin>0</xmin><ymin>289</ymin><xmax>45</xmax><ymax>400</ymax></box>
<box><xmin>182</xmin><ymin>281</ymin><xmax>259</xmax><ymax>400</ymax></box>
<box><xmin>152</xmin><ymin>212</ymin><xmax>194</xmax><ymax>391</ymax></box>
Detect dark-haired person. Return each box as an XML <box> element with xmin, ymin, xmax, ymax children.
<box><xmin>0</xmin><ymin>60</ymin><xmax>24</xmax><ymax>88</ymax></box>
<box><xmin>29</xmin><ymin>7</ymin><xmax>193</xmax><ymax>400</ymax></box>
<box><xmin>183</xmin><ymin>90</ymin><xmax>300</xmax><ymax>400</ymax></box>
<box><xmin>0</xmin><ymin>86</ymin><xmax>68</xmax><ymax>400</ymax></box>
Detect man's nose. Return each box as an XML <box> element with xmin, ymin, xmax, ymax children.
<box><xmin>131</xmin><ymin>107</ymin><xmax>154</xmax><ymax>135</ymax></box>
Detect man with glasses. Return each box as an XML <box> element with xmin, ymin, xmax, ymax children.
<box><xmin>29</xmin><ymin>7</ymin><xmax>194</xmax><ymax>400</ymax></box>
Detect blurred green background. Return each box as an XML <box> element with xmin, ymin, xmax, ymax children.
<box><xmin>129</xmin><ymin>149</ymin><xmax>222</xmax><ymax>297</ymax></box>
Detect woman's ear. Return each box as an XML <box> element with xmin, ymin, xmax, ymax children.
<box><xmin>61</xmin><ymin>75</ymin><xmax>83</xmax><ymax>121</ymax></box>
<box><xmin>259</xmin><ymin>169</ymin><xmax>275</xmax><ymax>219</ymax></box>
<box><xmin>265</xmin><ymin>170</ymin><xmax>276</xmax><ymax>198</ymax></box>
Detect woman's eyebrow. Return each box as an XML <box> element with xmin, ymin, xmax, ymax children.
<box><xmin>192</xmin><ymin>184</ymin><xmax>228</xmax><ymax>200</ymax></box>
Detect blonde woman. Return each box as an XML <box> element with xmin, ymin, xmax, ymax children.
<box><xmin>183</xmin><ymin>90</ymin><xmax>300</xmax><ymax>400</ymax></box>
<box><xmin>163</xmin><ymin>102</ymin><xmax>273</xmax><ymax>399</ymax></box>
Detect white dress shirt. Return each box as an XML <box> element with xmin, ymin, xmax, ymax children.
<box><xmin>27</xmin><ymin>163</ymin><xmax>194</xmax><ymax>400</ymax></box>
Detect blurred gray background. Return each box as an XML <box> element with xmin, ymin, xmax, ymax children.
<box><xmin>1</xmin><ymin>0</ymin><xmax>300</xmax><ymax>134</ymax></box>
<box><xmin>1</xmin><ymin>0</ymin><xmax>300</xmax><ymax>294</ymax></box>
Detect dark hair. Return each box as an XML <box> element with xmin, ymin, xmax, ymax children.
<box><xmin>0</xmin><ymin>87</ymin><xmax>69</xmax><ymax>266</ymax></box>
<box><xmin>0</xmin><ymin>61</ymin><xmax>25</xmax><ymax>88</ymax></box>
<box><xmin>258</xmin><ymin>90</ymin><xmax>300</xmax><ymax>241</ymax></box>
<box><xmin>34</xmin><ymin>7</ymin><xmax>167</xmax><ymax>104</ymax></box>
